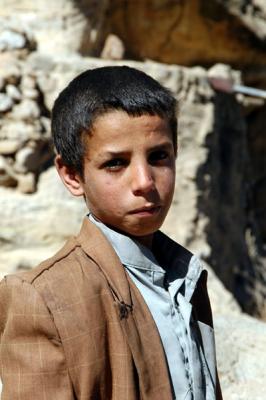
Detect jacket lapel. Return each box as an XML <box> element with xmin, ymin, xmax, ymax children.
<box><xmin>76</xmin><ymin>218</ymin><xmax>132</xmax><ymax>307</ymax></box>
<box><xmin>75</xmin><ymin>217</ymin><xmax>173</xmax><ymax>399</ymax></box>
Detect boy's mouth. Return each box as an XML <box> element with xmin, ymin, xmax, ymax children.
<box><xmin>129</xmin><ymin>205</ymin><xmax>161</xmax><ymax>216</ymax></box>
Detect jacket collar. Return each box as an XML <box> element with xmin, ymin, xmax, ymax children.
<box><xmin>75</xmin><ymin>217</ymin><xmax>133</xmax><ymax>308</ymax></box>
<box><xmin>75</xmin><ymin>216</ymin><xmax>201</xmax><ymax>304</ymax></box>
<box><xmin>88</xmin><ymin>213</ymin><xmax>164</xmax><ymax>272</ymax></box>
<box><xmin>88</xmin><ymin>213</ymin><xmax>202</xmax><ymax>302</ymax></box>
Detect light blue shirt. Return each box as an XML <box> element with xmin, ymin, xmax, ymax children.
<box><xmin>89</xmin><ymin>214</ymin><xmax>216</xmax><ymax>400</ymax></box>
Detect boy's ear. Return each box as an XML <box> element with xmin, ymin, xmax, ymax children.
<box><xmin>54</xmin><ymin>155</ymin><xmax>84</xmax><ymax>197</ymax></box>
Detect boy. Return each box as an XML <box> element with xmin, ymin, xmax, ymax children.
<box><xmin>0</xmin><ymin>66</ymin><xmax>222</xmax><ymax>399</ymax></box>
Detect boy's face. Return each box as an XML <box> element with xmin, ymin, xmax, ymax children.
<box><xmin>58</xmin><ymin>111</ymin><xmax>176</xmax><ymax>247</ymax></box>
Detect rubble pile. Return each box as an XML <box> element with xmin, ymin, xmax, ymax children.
<box><xmin>0</xmin><ymin>24</ymin><xmax>53</xmax><ymax>193</ymax></box>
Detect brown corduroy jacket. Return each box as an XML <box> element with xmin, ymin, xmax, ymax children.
<box><xmin>0</xmin><ymin>218</ymin><xmax>222</xmax><ymax>400</ymax></box>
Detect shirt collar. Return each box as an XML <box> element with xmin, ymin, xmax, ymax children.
<box><xmin>88</xmin><ymin>213</ymin><xmax>163</xmax><ymax>272</ymax></box>
<box><xmin>88</xmin><ymin>213</ymin><xmax>203</xmax><ymax>301</ymax></box>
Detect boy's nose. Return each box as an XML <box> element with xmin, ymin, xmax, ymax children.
<box><xmin>131</xmin><ymin>164</ymin><xmax>155</xmax><ymax>195</ymax></box>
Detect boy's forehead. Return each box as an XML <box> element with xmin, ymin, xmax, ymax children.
<box><xmin>90</xmin><ymin>110</ymin><xmax>171</xmax><ymax>134</ymax></box>
<box><xmin>81</xmin><ymin>113</ymin><xmax>174</xmax><ymax>166</ymax></box>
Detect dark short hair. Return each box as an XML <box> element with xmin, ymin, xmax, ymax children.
<box><xmin>52</xmin><ymin>66</ymin><xmax>177</xmax><ymax>178</ymax></box>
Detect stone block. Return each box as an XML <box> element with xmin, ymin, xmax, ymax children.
<box><xmin>0</xmin><ymin>93</ymin><xmax>13</xmax><ymax>112</ymax></box>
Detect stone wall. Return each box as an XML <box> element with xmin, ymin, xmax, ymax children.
<box><xmin>0</xmin><ymin>31</ymin><xmax>53</xmax><ymax>193</ymax></box>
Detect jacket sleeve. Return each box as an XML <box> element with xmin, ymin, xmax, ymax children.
<box><xmin>0</xmin><ymin>275</ymin><xmax>74</xmax><ymax>400</ymax></box>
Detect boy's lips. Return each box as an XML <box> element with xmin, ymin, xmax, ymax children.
<box><xmin>129</xmin><ymin>205</ymin><xmax>161</xmax><ymax>216</ymax></box>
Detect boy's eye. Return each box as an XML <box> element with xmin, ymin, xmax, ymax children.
<box><xmin>149</xmin><ymin>150</ymin><xmax>169</xmax><ymax>165</ymax></box>
<box><xmin>103</xmin><ymin>158</ymin><xmax>127</xmax><ymax>171</ymax></box>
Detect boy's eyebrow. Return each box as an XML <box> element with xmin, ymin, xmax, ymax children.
<box><xmin>148</xmin><ymin>141</ymin><xmax>174</xmax><ymax>151</ymax></box>
<box><xmin>100</xmin><ymin>141</ymin><xmax>174</xmax><ymax>158</ymax></box>
<box><xmin>100</xmin><ymin>150</ymin><xmax>129</xmax><ymax>158</ymax></box>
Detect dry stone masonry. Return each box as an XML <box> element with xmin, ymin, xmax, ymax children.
<box><xmin>0</xmin><ymin>22</ymin><xmax>53</xmax><ymax>193</ymax></box>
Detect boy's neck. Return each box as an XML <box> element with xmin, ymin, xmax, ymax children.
<box><xmin>133</xmin><ymin>234</ymin><xmax>153</xmax><ymax>249</ymax></box>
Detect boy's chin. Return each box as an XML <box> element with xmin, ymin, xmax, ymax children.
<box><xmin>102</xmin><ymin>213</ymin><xmax>167</xmax><ymax>241</ymax></box>
<box><xmin>105</xmin><ymin>222</ymin><xmax>162</xmax><ymax>248</ymax></box>
<box><xmin>123</xmin><ymin>224</ymin><xmax>164</xmax><ymax>244</ymax></box>
<box><xmin>108</xmin><ymin>224</ymin><xmax>158</xmax><ymax>238</ymax></box>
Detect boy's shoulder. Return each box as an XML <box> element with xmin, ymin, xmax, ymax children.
<box><xmin>0</xmin><ymin>218</ymin><xmax>130</xmax><ymax>307</ymax></box>
<box><xmin>1</xmin><ymin>218</ymin><xmax>112</xmax><ymax>295</ymax></box>
<box><xmin>0</xmin><ymin>236</ymin><xmax>87</xmax><ymax>307</ymax></box>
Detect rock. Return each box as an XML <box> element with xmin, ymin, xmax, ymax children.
<box><xmin>0</xmin><ymin>18</ymin><xmax>36</xmax><ymax>54</ymax></box>
<box><xmin>0</xmin><ymin>121</ymin><xmax>36</xmax><ymax>142</ymax></box>
<box><xmin>0</xmin><ymin>53</ymin><xmax>21</xmax><ymax>84</ymax></box>
<box><xmin>0</xmin><ymin>155</ymin><xmax>17</xmax><ymax>187</ymax></box>
<box><xmin>0</xmin><ymin>171</ymin><xmax>16</xmax><ymax>188</ymax></box>
<box><xmin>20</xmin><ymin>74</ymin><xmax>36</xmax><ymax>90</ymax></box>
<box><xmin>0</xmin><ymin>139</ymin><xmax>21</xmax><ymax>155</ymax></box>
<box><xmin>100</xmin><ymin>34</ymin><xmax>125</xmax><ymax>60</ymax></box>
<box><xmin>0</xmin><ymin>76</ymin><xmax>4</xmax><ymax>91</ymax></box>
<box><xmin>14</xmin><ymin>146</ymin><xmax>36</xmax><ymax>173</ymax></box>
<box><xmin>5</xmin><ymin>84</ymin><xmax>22</xmax><ymax>101</ymax></box>
<box><xmin>20</xmin><ymin>75</ymin><xmax>39</xmax><ymax>99</ymax></box>
<box><xmin>23</xmin><ymin>87</ymin><xmax>39</xmax><ymax>100</ymax></box>
<box><xmin>0</xmin><ymin>154</ymin><xmax>7</xmax><ymax>169</ymax></box>
<box><xmin>40</xmin><ymin>116</ymin><xmax>51</xmax><ymax>134</ymax></box>
<box><xmin>24</xmin><ymin>53</ymin><xmax>55</xmax><ymax>74</ymax></box>
<box><xmin>0</xmin><ymin>29</ymin><xmax>26</xmax><ymax>51</ymax></box>
<box><xmin>0</xmin><ymin>93</ymin><xmax>13</xmax><ymax>112</ymax></box>
<box><xmin>17</xmin><ymin>172</ymin><xmax>36</xmax><ymax>193</ymax></box>
<box><xmin>11</xmin><ymin>99</ymin><xmax>40</xmax><ymax>121</ymax></box>
<box><xmin>14</xmin><ymin>142</ymin><xmax>51</xmax><ymax>173</ymax></box>
<box><xmin>207</xmin><ymin>63</ymin><xmax>240</xmax><ymax>82</ymax></box>
<box><xmin>215</xmin><ymin>313</ymin><xmax>266</xmax><ymax>400</ymax></box>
